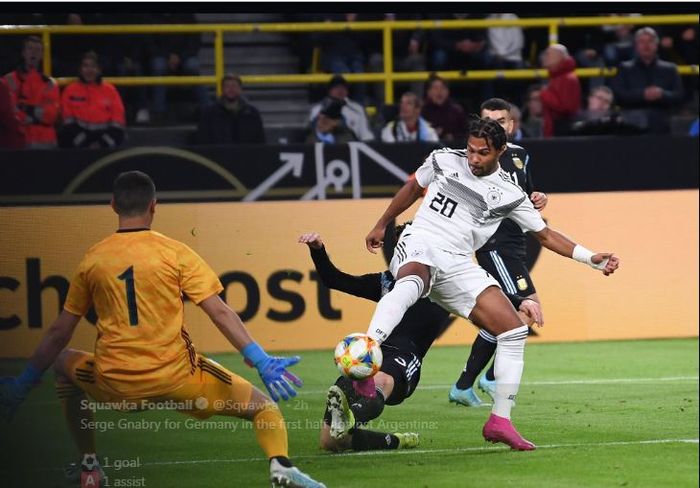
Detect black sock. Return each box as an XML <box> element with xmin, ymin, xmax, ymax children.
<box><xmin>485</xmin><ymin>361</ymin><xmax>495</xmax><ymax>381</ymax></box>
<box><xmin>351</xmin><ymin>429</ymin><xmax>399</xmax><ymax>451</ymax></box>
<box><xmin>270</xmin><ymin>456</ymin><xmax>292</xmax><ymax>468</ymax></box>
<box><xmin>455</xmin><ymin>335</ymin><xmax>497</xmax><ymax>389</ymax></box>
<box><xmin>350</xmin><ymin>389</ymin><xmax>386</xmax><ymax>424</ymax></box>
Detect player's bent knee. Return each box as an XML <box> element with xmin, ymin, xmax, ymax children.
<box><xmin>245</xmin><ymin>387</ymin><xmax>280</xmax><ymax>420</ymax></box>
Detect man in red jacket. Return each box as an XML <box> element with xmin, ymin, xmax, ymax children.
<box><xmin>3</xmin><ymin>36</ymin><xmax>60</xmax><ymax>148</ymax></box>
<box><xmin>539</xmin><ymin>44</ymin><xmax>581</xmax><ymax>137</ymax></box>
<box><xmin>0</xmin><ymin>77</ymin><xmax>26</xmax><ymax>149</ymax></box>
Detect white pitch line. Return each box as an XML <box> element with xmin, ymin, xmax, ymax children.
<box><xmin>293</xmin><ymin>376</ymin><xmax>700</xmax><ymax>396</ymax></box>
<box><xmin>35</xmin><ymin>438</ymin><xmax>699</xmax><ymax>473</ymax></box>
<box><xmin>139</xmin><ymin>438</ymin><xmax>700</xmax><ymax>467</ymax></box>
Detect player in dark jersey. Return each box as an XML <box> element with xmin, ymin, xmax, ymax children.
<box><xmin>449</xmin><ymin>98</ymin><xmax>549</xmax><ymax>407</ymax></box>
<box><xmin>299</xmin><ymin>224</ymin><xmax>543</xmax><ymax>452</ymax></box>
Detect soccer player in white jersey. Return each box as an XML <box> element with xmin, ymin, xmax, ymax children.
<box><xmin>364</xmin><ymin>118</ymin><xmax>620</xmax><ymax>450</ymax></box>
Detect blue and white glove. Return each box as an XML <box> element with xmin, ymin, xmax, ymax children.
<box><xmin>0</xmin><ymin>364</ymin><xmax>42</xmax><ymax>421</ymax></box>
<box><xmin>242</xmin><ymin>343</ymin><xmax>303</xmax><ymax>402</ymax></box>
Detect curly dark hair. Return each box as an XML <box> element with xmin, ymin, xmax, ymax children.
<box><xmin>468</xmin><ymin>116</ymin><xmax>507</xmax><ymax>150</ymax></box>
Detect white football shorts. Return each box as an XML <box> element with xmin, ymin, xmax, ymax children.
<box><xmin>390</xmin><ymin>230</ymin><xmax>501</xmax><ymax>319</ymax></box>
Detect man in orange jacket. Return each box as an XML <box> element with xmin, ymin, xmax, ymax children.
<box><xmin>3</xmin><ymin>36</ymin><xmax>60</xmax><ymax>148</ymax></box>
<box><xmin>59</xmin><ymin>51</ymin><xmax>126</xmax><ymax>148</ymax></box>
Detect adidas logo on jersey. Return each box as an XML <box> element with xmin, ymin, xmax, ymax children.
<box><xmin>449</xmin><ymin>172</ymin><xmax>459</xmax><ymax>179</ymax></box>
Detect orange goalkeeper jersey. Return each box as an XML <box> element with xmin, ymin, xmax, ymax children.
<box><xmin>63</xmin><ymin>229</ymin><xmax>224</xmax><ymax>398</ymax></box>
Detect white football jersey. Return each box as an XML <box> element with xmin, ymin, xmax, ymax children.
<box><xmin>412</xmin><ymin>148</ymin><xmax>546</xmax><ymax>254</ymax></box>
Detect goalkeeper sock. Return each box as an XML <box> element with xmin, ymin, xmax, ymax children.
<box><xmin>350</xmin><ymin>388</ymin><xmax>386</xmax><ymax>424</ymax></box>
<box><xmin>367</xmin><ymin>275</ymin><xmax>423</xmax><ymax>343</ymax></box>
<box><xmin>253</xmin><ymin>402</ymin><xmax>288</xmax><ymax>459</ymax></box>
<box><xmin>56</xmin><ymin>383</ymin><xmax>96</xmax><ymax>456</ymax></box>
<box><xmin>456</xmin><ymin>330</ymin><xmax>497</xmax><ymax>389</ymax></box>
<box><xmin>492</xmin><ymin>325</ymin><xmax>528</xmax><ymax>419</ymax></box>
<box><xmin>351</xmin><ymin>429</ymin><xmax>399</xmax><ymax>451</ymax></box>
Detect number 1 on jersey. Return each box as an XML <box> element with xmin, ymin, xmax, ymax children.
<box><xmin>117</xmin><ymin>266</ymin><xmax>139</xmax><ymax>326</ymax></box>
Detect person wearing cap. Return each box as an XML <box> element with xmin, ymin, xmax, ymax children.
<box><xmin>309</xmin><ymin>75</ymin><xmax>375</xmax><ymax>141</ymax></box>
<box><xmin>306</xmin><ymin>97</ymin><xmax>357</xmax><ymax>144</ymax></box>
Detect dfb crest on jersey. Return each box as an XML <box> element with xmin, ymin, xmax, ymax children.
<box><xmin>486</xmin><ymin>187</ymin><xmax>502</xmax><ymax>205</ymax></box>
<box><xmin>512</xmin><ymin>156</ymin><xmax>524</xmax><ymax>170</ymax></box>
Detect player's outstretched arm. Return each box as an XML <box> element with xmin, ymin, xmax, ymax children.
<box><xmin>199</xmin><ymin>295</ymin><xmax>303</xmax><ymax>402</ymax></box>
<box><xmin>366</xmin><ymin>178</ymin><xmax>424</xmax><ymax>253</ymax></box>
<box><xmin>299</xmin><ymin>232</ymin><xmax>383</xmax><ymax>302</ymax></box>
<box><xmin>0</xmin><ymin>310</ymin><xmax>81</xmax><ymax>420</ymax></box>
<box><xmin>533</xmin><ymin>226</ymin><xmax>620</xmax><ymax>276</ymax></box>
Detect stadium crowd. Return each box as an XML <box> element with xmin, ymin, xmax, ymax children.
<box><xmin>0</xmin><ymin>12</ymin><xmax>697</xmax><ymax>149</ymax></box>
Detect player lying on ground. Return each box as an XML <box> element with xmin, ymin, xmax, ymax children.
<box><xmin>451</xmin><ymin>98</ymin><xmax>548</xmax><ymax>407</ymax></box>
<box><xmin>364</xmin><ymin>118</ymin><xmax>619</xmax><ymax>450</ymax></box>
<box><xmin>0</xmin><ymin>171</ymin><xmax>325</xmax><ymax>488</ymax></box>
<box><xmin>298</xmin><ymin>230</ymin><xmax>542</xmax><ymax>452</ymax></box>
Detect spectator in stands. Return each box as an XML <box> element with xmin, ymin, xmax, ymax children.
<box><xmin>539</xmin><ymin>43</ymin><xmax>581</xmax><ymax>137</ymax></box>
<box><xmin>381</xmin><ymin>91</ymin><xmax>439</xmax><ymax>143</ymax></box>
<box><xmin>51</xmin><ymin>13</ymin><xmax>150</xmax><ymax>124</ymax></box>
<box><xmin>0</xmin><ymin>77</ymin><xmax>26</xmax><ymax>149</ymax></box>
<box><xmin>421</xmin><ymin>74</ymin><xmax>466</xmax><ymax>144</ymax></box>
<box><xmin>306</xmin><ymin>97</ymin><xmax>356</xmax><ymax>144</ymax></box>
<box><xmin>58</xmin><ymin>51</ymin><xmax>126</xmax><ymax>149</ymax></box>
<box><xmin>570</xmin><ymin>85</ymin><xmax>644</xmax><ymax>136</ymax></box>
<box><xmin>520</xmin><ymin>84</ymin><xmax>544</xmax><ymax>138</ymax></box>
<box><xmin>310</xmin><ymin>75</ymin><xmax>375</xmax><ymax>141</ymax></box>
<box><xmin>148</xmin><ymin>13</ymin><xmax>209</xmax><ymax>123</ymax></box>
<box><xmin>196</xmin><ymin>74</ymin><xmax>265</xmax><ymax>145</ymax></box>
<box><xmin>3</xmin><ymin>36</ymin><xmax>60</xmax><ymax>148</ymax></box>
<box><xmin>610</xmin><ymin>27</ymin><xmax>684</xmax><ymax>134</ymax></box>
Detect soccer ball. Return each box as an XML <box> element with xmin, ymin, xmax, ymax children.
<box><xmin>334</xmin><ymin>333</ymin><xmax>383</xmax><ymax>380</ymax></box>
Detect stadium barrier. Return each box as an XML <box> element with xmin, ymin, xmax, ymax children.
<box><xmin>0</xmin><ymin>136</ymin><xmax>698</xmax><ymax>206</ymax></box>
<box><xmin>0</xmin><ymin>189</ymin><xmax>697</xmax><ymax>358</ymax></box>
<box><xmin>0</xmin><ymin>14</ymin><xmax>697</xmax><ymax>103</ymax></box>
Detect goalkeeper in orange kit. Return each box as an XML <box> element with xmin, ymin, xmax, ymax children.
<box><xmin>0</xmin><ymin>170</ymin><xmax>325</xmax><ymax>488</ymax></box>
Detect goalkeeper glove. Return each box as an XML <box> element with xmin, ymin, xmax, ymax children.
<box><xmin>241</xmin><ymin>343</ymin><xmax>303</xmax><ymax>402</ymax></box>
<box><xmin>0</xmin><ymin>364</ymin><xmax>42</xmax><ymax>421</ymax></box>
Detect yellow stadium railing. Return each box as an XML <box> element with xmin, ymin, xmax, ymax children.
<box><xmin>0</xmin><ymin>14</ymin><xmax>697</xmax><ymax>104</ymax></box>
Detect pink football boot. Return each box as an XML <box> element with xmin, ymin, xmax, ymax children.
<box><xmin>482</xmin><ymin>413</ymin><xmax>536</xmax><ymax>451</ymax></box>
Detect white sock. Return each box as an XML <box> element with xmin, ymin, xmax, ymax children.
<box><xmin>367</xmin><ymin>275</ymin><xmax>424</xmax><ymax>343</ymax></box>
<box><xmin>492</xmin><ymin>325</ymin><xmax>529</xmax><ymax>419</ymax></box>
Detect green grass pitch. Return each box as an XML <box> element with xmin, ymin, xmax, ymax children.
<box><xmin>1</xmin><ymin>338</ymin><xmax>698</xmax><ymax>487</ymax></box>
